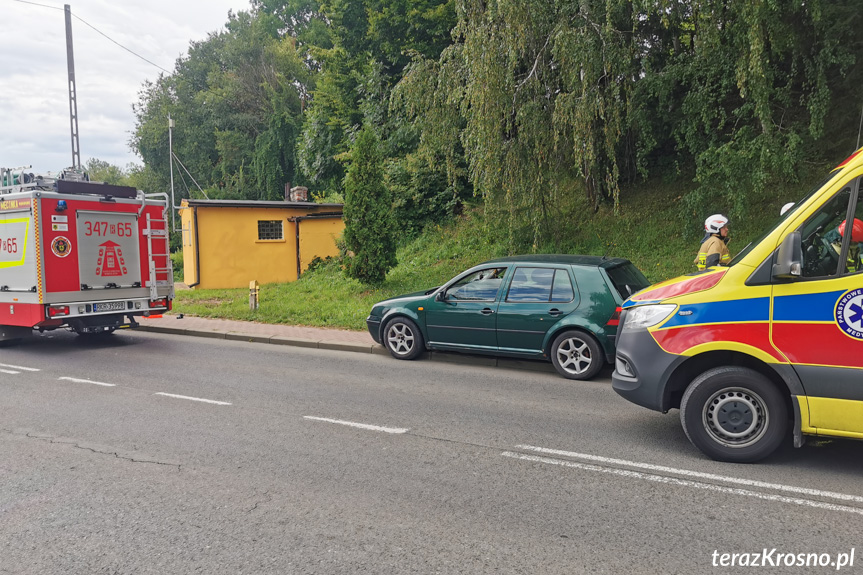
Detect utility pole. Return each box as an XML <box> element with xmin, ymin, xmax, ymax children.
<box><xmin>64</xmin><ymin>4</ymin><xmax>81</xmax><ymax>169</ymax></box>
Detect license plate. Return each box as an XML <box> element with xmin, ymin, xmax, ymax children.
<box><xmin>93</xmin><ymin>301</ymin><xmax>125</xmax><ymax>312</ymax></box>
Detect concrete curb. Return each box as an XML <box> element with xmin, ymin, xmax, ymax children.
<box><xmin>137</xmin><ymin>324</ymin><xmax>557</xmax><ymax>375</ymax></box>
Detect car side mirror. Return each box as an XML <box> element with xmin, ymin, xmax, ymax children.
<box><xmin>434</xmin><ymin>291</ymin><xmax>444</xmax><ymax>302</ymax></box>
<box><xmin>772</xmin><ymin>231</ymin><xmax>803</xmax><ymax>280</ymax></box>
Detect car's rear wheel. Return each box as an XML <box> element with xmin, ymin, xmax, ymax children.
<box><xmin>680</xmin><ymin>366</ymin><xmax>788</xmax><ymax>463</ymax></box>
<box><xmin>550</xmin><ymin>330</ymin><xmax>603</xmax><ymax>380</ymax></box>
<box><xmin>383</xmin><ymin>317</ymin><xmax>424</xmax><ymax>360</ymax></box>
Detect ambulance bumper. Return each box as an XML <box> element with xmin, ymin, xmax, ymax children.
<box><xmin>612</xmin><ymin>326</ymin><xmax>686</xmax><ymax>413</ymax></box>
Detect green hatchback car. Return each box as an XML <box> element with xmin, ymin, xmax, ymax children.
<box><xmin>366</xmin><ymin>255</ymin><xmax>650</xmax><ymax>380</ymax></box>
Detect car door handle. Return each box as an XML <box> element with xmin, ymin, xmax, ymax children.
<box><xmin>548</xmin><ymin>308</ymin><xmax>563</xmax><ymax>317</ymax></box>
<box><xmin>481</xmin><ymin>308</ymin><xmax>495</xmax><ymax>315</ymax></box>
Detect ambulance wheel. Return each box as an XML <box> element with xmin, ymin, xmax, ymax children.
<box><xmin>550</xmin><ymin>330</ymin><xmax>603</xmax><ymax>380</ymax></box>
<box><xmin>383</xmin><ymin>317</ymin><xmax>424</xmax><ymax>360</ymax></box>
<box><xmin>680</xmin><ymin>367</ymin><xmax>788</xmax><ymax>463</ymax></box>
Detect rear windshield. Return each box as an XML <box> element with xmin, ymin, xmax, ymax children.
<box><xmin>605</xmin><ymin>264</ymin><xmax>651</xmax><ymax>299</ymax></box>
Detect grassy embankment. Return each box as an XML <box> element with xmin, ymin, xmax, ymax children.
<box><xmin>172</xmin><ymin>174</ymin><xmax>822</xmax><ymax>331</ymax></box>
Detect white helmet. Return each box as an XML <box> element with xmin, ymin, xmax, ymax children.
<box><xmin>704</xmin><ymin>214</ymin><xmax>729</xmax><ymax>234</ymax></box>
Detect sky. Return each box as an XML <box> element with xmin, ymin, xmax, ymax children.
<box><xmin>1</xmin><ymin>0</ymin><xmax>254</xmax><ymax>174</ymax></box>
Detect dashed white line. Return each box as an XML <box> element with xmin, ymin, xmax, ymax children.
<box><xmin>58</xmin><ymin>376</ymin><xmax>115</xmax><ymax>387</ymax></box>
<box><xmin>154</xmin><ymin>392</ymin><xmax>232</xmax><ymax>406</ymax></box>
<box><xmin>0</xmin><ymin>363</ymin><xmax>40</xmax><ymax>372</ymax></box>
<box><xmin>304</xmin><ymin>416</ymin><xmax>409</xmax><ymax>434</ymax></box>
<box><xmin>0</xmin><ymin>368</ymin><xmax>20</xmax><ymax>375</ymax></box>
<box><xmin>502</xmin><ymin>451</ymin><xmax>863</xmax><ymax>516</ymax></box>
<box><xmin>515</xmin><ymin>444</ymin><xmax>863</xmax><ymax>505</ymax></box>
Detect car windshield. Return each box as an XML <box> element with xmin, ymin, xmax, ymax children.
<box><xmin>729</xmin><ymin>170</ymin><xmax>839</xmax><ymax>266</ymax></box>
<box><xmin>605</xmin><ymin>263</ymin><xmax>650</xmax><ymax>299</ymax></box>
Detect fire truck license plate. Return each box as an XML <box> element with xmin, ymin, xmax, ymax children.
<box><xmin>93</xmin><ymin>301</ymin><xmax>125</xmax><ymax>312</ymax></box>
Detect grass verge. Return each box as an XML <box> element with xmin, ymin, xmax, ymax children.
<box><xmin>174</xmin><ymin>171</ymin><xmax>828</xmax><ymax>331</ymax></box>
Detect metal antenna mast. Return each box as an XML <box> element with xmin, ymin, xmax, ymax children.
<box><xmin>64</xmin><ymin>4</ymin><xmax>81</xmax><ymax>169</ymax></box>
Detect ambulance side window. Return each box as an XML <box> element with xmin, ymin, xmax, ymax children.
<box><xmin>799</xmin><ymin>182</ymin><xmax>855</xmax><ymax>278</ymax></box>
<box><xmin>848</xmin><ymin>192</ymin><xmax>863</xmax><ymax>275</ymax></box>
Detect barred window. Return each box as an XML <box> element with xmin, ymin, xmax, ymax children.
<box><xmin>257</xmin><ymin>220</ymin><xmax>283</xmax><ymax>240</ymax></box>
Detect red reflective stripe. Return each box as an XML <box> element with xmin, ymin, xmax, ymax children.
<box><xmin>773</xmin><ymin>323</ymin><xmax>863</xmax><ymax>368</ymax></box>
<box><xmin>651</xmin><ymin>322</ymin><xmax>784</xmax><ymax>361</ymax></box>
<box><xmin>836</xmin><ymin>149</ymin><xmax>862</xmax><ymax>170</ymax></box>
<box><xmin>632</xmin><ymin>270</ymin><xmax>726</xmax><ymax>302</ymax></box>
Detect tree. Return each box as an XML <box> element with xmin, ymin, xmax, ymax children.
<box><xmin>132</xmin><ymin>9</ymin><xmax>310</xmax><ymax>201</ymax></box>
<box><xmin>342</xmin><ymin>127</ymin><xmax>397</xmax><ymax>283</ymax></box>
<box><xmin>84</xmin><ymin>158</ymin><xmax>131</xmax><ymax>186</ymax></box>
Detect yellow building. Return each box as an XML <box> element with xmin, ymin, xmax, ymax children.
<box><xmin>180</xmin><ymin>199</ymin><xmax>344</xmax><ymax>289</ymax></box>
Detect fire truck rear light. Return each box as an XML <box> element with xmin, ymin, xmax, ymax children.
<box><xmin>78</xmin><ymin>305</ymin><xmax>86</xmax><ymax>314</ymax></box>
<box><xmin>135</xmin><ymin>302</ymin><xmax>142</xmax><ymax>309</ymax></box>
<box><xmin>149</xmin><ymin>298</ymin><xmax>167</xmax><ymax>308</ymax></box>
<box><xmin>48</xmin><ymin>305</ymin><xmax>70</xmax><ymax>317</ymax></box>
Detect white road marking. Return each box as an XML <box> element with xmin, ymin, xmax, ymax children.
<box><xmin>303</xmin><ymin>416</ymin><xmax>409</xmax><ymax>434</ymax></box>
<box><xmin>154</xmin><ymin>392</ymin><xmax>232</xmax><ymax>406</ymax></box>
<box><xmin>58</xmin><ymin>377</ymin><xmax>115</xmax><ymax>387</ymax></box>
<box><xmin>502</xmin><ymin>452</ymin><xmax>863</xmax><ymax>516</ymax></box>
<box><xmin>515</xmin><ymin>444</ymin><xmax>863</xmax><ymax>505</ymax></box>
<box><xmin>0</xmin><ymin>363</ymin><xmax>40</xmax><ymax>372</ymax></box>
<box><xmin>0</xmin><ymin>368</ymin><xmax>20</xmax><ymax>375</ymax></box>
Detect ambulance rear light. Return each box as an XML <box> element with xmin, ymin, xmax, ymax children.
<box><xmin>606</xmin><ymin>306</ymin><xmax>622</xmax><ymax>326</ymax></box>
<box><xmin>48</xmin><ymin>305</ymin><xmax>70</xmax><ymax>317</ymax></box>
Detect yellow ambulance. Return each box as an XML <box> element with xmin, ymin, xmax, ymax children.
<box><xmin>613</xmin><ymin>148</ymin><xmax>863</xmax><ymax>462</ymax></box>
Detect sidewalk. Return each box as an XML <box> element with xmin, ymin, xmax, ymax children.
<box><xmin>137</xmin><ymin>314</ymin><xmax>556</xmax><ymax>374</ymax></box>
<box><xmin>138</xmin><ymin>314</ymin><xmax>383</xmax><ymax>355</ymax></box>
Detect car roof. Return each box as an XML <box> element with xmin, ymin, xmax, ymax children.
<box><xmin>480</xmin><ymin>254</ymin><xmax>631</xmax><ymax>269</ymax></box>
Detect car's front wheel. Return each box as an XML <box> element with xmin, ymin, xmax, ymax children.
<box><xmin>383</xmin><ymin>317</ymin><xmax>424</xmax><ymax>360</ymax></box>
<box><xmin>550</xmin><ymin>330</ymin><xmax>604</xmax><ymax>380</ymax></box>
<box><xmin>680</xmin><ymin>366</ymin><xmax>788</xmax><ymax>463</ymax></box>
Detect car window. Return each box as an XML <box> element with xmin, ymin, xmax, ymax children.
<box><xmin>446</xmin><ymin>267</ymin><xmax>507</xmax><ymax>301</ymax></box>
<box><xmin>799</xmin><ymin>180</ymin><xmax>858</xmax><ymax>278</ymax></box>
<box><xmin>551</xmin><ymin>270</ymin><xmax>575</xmax><ymax>302</ymax></box>
<box><xmin>507</xmin><ymin>267</ymin><xmax>555</xmax><ymax>302</ymax></box>
<box><xmin>605</xmin><ymin>263</ymin><xmax>650</xmax><ymax>299</ymax></box>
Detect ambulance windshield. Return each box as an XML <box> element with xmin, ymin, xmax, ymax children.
<box><xmin>729</xmin><ymin>170</ymin><xmax>840</xmax><ymax>266</ymax></box>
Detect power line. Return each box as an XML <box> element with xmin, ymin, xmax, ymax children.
<box><xmin>11</xmin><ymin>0</ymin><xmax>172</xmax><ymax>74</ymax></box>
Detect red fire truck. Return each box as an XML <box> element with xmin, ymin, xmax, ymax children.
<box><xmin>0</xmin><ymin>168</ymin><xmax>173</xmax><ymax>341</ymax></box>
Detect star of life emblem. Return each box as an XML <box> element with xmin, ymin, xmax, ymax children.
<box><xmin>835</xmin><ymin>288</ymin><xmax>863</xmax><ymax>340</ymax></box>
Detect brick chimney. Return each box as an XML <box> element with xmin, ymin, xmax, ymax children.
<box><xmin>290</xmin><ymin>186</ymin><xmax>309</xmax><ymax>202</ymax></box>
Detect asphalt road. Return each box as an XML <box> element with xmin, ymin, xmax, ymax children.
<box><xmin>2</xmin><ymin>330</ymin><xmax>862</xmax><ymax>574</ymax></box>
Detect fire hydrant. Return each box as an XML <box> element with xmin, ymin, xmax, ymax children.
<box><xmin>249</xmin><ymin>280</ymin><xmax>260</xmax><ymax>310</ymax></box>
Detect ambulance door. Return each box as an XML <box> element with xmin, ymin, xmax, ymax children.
<box><xmin>771</xmin><ymin>175</ymin><xmax>863</xmax><ymax>437</ymax></box>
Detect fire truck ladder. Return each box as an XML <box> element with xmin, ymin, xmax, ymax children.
<box><xmin>141</xmin><ymin>193</ymin><xmax>173</xmax><ymax>300</ymax></box>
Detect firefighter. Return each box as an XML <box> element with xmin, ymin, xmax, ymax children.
<box><xmin>695</xmin><ymin>214</ymin><xmax>731</xmax><ymax>271</ymax></box>
<box><xmin>831</xmin><ymin>218</ymin><xmax>863</xmax><ymax>273</ymax></box>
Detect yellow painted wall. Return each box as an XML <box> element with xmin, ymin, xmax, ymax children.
<box><xmin>299</xmin><ymin>217</ymin><xmax>344</xmax><ymax>271</ymax></box>
<box><xmin>180</xmin><ymin>203</ymin><xmax>198</xmax><ymax>286</ymax></box>
<box><xmin>180</xmin><ymin>204</ymin><xmax>343</xmax><ymax>289</ymax></box>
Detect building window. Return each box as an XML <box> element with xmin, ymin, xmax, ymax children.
<box><xmin>258</xmin><ymin>220</ymin><xmax>283</xmax><ymax>240</ymax></box>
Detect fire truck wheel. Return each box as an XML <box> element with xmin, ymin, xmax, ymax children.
<box><xmin>75</xmin><ymin>327</ymin><xmax>116</xmax><ymax>337</ymax></box>
<box><xmin>680</xmin><ymin>366</ymin><xmax>788</xmax><ymax>463</ymax></box>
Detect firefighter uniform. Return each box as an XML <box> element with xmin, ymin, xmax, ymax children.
<box><xmin>695</xmin><ymin>234</ymin><xmax>731</xmax><ymax>271</ymax></box>
<box><xmin>832</xmin><ymin>241</ymin><xmax>862</xmax><ymax>273</ymax></box>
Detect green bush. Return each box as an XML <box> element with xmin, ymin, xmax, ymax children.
<box><xmin>170</xmin><ymin>251</ymin><xmax>184</xmax><ymax>282</ymax></box>
<box><xmin>343</xmin><ymin>127</ymin><xmax>397</xmax><ymax>284</ymax></box>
